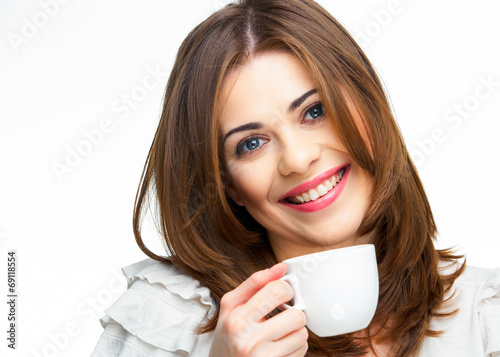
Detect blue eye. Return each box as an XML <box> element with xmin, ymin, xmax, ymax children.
<box><xmin>304</xmin><ymin>103</ymin><xmax>325</xmax><ymax>122</ymax></box>
<box><xmin>235</xmin><ymin>137</ymin><xmax>267</xmax><ymax>157</ymax></box>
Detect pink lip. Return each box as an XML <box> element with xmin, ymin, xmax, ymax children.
<box><xmin>279</xmin><ymin>164</ymin><xmax>351</xmax><ymax>213</ymax></box>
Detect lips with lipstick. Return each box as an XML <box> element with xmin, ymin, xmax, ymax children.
<box><xmin>279</xmin><ymin>164</ymin><xmax>351</xmax><ymax>212</ymax></box>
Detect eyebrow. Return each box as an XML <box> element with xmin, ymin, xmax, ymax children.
<box><xmin>288</xmin><ymin>89</ymin><xmax>317</xmax><ymax>113</ymax></box>
<box><xmin>222</xmin><ymin>88</ymin><xmax>318</xmax><ymax>144</ymax></box>
<box><xmin>223</xmin><ymin>122</ymin><xmax>263</xmax><ymax>144</ymax></box>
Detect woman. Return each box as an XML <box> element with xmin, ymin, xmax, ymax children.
<box><xmin>92</xmin><ymin>0</ymin><xmax>500</xmax><ymax>356</ymax></box>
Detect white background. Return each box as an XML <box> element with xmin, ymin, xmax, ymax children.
<box><xmin>0</xmin><ymin>0</ymin><xmax>499</xmax><ymax>356</ymax></box>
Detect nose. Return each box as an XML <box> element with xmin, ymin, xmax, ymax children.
<box><xmin>277</xmin><ymin>130</ymin><xmax>321</xmax><ymax>176</ymax></box>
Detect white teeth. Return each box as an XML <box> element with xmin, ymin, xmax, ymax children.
<box><xmin>309</xmin><ymin>189</ymin><xmax>320</xmax><ymax>201</ymax></box>
<box><xmin>325</xmin><ymin>180</ymin><xmax>333</xmax><ymax>190</ymax></box>
<box><xmin>317</xmin><ymin>184</ymin><xmax>328</xmax><ymax>197</ymax></box>
<box><xmin>289</xmin><ymin>166</ymin><xmax>348</xmax><ymax>205</ymax></box>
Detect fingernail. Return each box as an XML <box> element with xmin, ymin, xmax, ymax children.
<box><xmin>270</xmin><ymin>262</ymin><xmax>285</xmax><ymax>272</ymax></box>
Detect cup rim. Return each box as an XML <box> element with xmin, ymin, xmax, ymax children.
<box><xmin>281</xmin><ymin>243</ymin><xmax>374</xmax><ymax>264</ymax></box>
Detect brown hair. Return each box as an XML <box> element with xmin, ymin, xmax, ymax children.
<box><xmin>133</xmin><ymin>0</ymin><xmax>465</xmax><ymax>355</ymax></box>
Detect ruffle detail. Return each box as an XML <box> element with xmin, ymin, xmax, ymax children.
<box><xmin>96</xmin><ymin>258</ymin><xmax>216</xmax><ymax>355</ymax></box>
<box><xmin>121</xmin><ymin>258</ymin><xmax>215</xmax><ymax>310</ymax></box>
<box><xmin>423</xmin><ymin>265</ymin><xmax>500</xmax><ymax>356</ymax></box>
<box><xmin>477</xmin><ymin>267</ymin><xmax>500</xmax><ymax>355</ymax></box>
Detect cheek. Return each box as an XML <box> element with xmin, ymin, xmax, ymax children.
<box><xmin>321</xmin><ymin>120</ymin><xmax>348</xmax><ymax>153</ymax></box>
<box><xmin>353</xmin><ymin>167</ymin><xmax>374</xmax><ymax>210</ymax></box>
<box><xmin>228</xmin><ymin>160</ymin><xmax>275</xmax><ymax>205</ymax></box>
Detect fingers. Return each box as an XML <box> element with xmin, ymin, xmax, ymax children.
<box><xmin>262</xmin><ymin>308</ymin><xmax>307</xmax><ymax>342</ymax></box>
<box><xmin>253</xmin><ymin>324</ymin><xmax>308</xmax><ymax>357</ymax></box>
<box><xmin>275</xmin><ymin>327</ymin><xmax>309</xmax><ymax>357</ymax></box>
<box><xmin>237</xmin><ymin>278</ymin><xmax>294</xmax><ymax>324</ymax></box>
<box><xmin>223</xmin><ymin>308</ymin><xmax>308</xmax><ymax>357</ymax></box>
<box><xmin>213</xmin><ymin>262</ymin><xmax>309</xmax><ymax>357</ymax></box>
<box><xmin>219</xmin><ymin>278</ymin><xmax>296</xmax><ymax>349</ymax></box>
<box><xmin>282</xmin><ymin>337</ymin><xmax>309</xmax><ymax>357</ymax></box>
<box><xmin>220</xmin><ymin>262</ymin><xmax>287</xmax><ymax>313</ymax></box>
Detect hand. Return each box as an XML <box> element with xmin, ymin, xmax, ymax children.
<box><xmin>209</xmin><ymin>263</ymin><xmax>308</xmax><ymax>357</ymax></box>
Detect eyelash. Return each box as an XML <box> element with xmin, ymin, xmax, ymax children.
<box><xmin>233</xmin><ymin>101</ymin><xmax>326</xmax><ymax>158</ymax></box>
<box><xmin>235</xmin><ymin>136</ymin><xmax>268</xmax><ymax>157</ymax></box>
<box><xmin>302</xmin><ymin>102</ymin><xmax>325</xmax><ymax>124</ymax></box>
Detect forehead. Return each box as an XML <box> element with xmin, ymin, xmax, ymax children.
<box><xmin>219</xmin><ymin>52</ymin><xmax>317</xmax><ymax>132</ymax></box>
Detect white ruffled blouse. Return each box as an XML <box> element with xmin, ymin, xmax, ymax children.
<box><xmin>91</xmin><ymin>258</ymin><xmax>500</xmax><ymax>356</ymax></box>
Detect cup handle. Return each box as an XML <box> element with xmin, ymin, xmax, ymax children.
<box><xmin>279</xmin><ymin>274</ymin><xmax>306</xmax><ymax>311</ymax></box>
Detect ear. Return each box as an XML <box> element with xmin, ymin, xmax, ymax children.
<box><xmin>225</xmin><ymin>183</ymin><xmax>245</xmax><ymax>206</ymax></box>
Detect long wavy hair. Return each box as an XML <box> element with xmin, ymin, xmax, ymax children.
<box><xmin>132</xmin><ymin>0</ymin><xmax>465</xmax><ymax>355</ymax></box>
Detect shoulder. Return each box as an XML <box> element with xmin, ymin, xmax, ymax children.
<box><xmin>454</xmin><ymin>264</ymin><xmax>500</xmax><ymax>289</ymax></box>
<box><xmin>444</xmin><ymin>264</ymin><xmax>500</xmax><ymax>318</ymax></box>
<box><xmin>456</xmin><ymin>265</ymin><xmax>500</xmax><ymax>320</ymax></box>
<box><xmin>91</xmin><ymin>258</ymin><xmax>216</xmax><ymax>356</ymax></box>
<box><xmin>438</xmin><ymin>261</ymin><xmax>499</xmax><ymax>300</ymax></box>
<box><xmin>424</xmin><ymin>264</ymin><xmax>500</xmax><ymax>356</ymax></box>
<box><xmin>453</xmin><ymin>265</ymin><xmax>500</xmax><ymax>315</ymax></box>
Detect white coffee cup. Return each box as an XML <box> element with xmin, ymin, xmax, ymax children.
<box><xmin>280</xmin><ymin>244</ymin><xmax>379</xmax><ymax>337</ymax></box>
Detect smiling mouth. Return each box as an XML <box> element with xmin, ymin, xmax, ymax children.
<box><xmin>285</xmin><ymin>165</ymin><xmax>350</xmax><ymax>205</ymax></box>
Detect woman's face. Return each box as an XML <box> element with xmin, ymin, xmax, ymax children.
<box><xmin>219</xmin><ymin>52</ymin><xmax>374</xmax><ymax>261</ymax></box>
